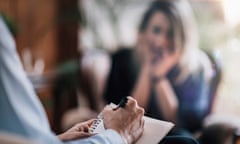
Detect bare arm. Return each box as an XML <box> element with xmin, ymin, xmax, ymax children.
<box><xmin>149</xmin><ymin>48</ymin><xmax>181</xmax><ymax>124</ymax></box>
<box><xmin>132</xmin><ymin>64</ymin><xmax>151</xmax><ymax>109</ymax></box>
<box><xmin>154</xmin><ymin>78</ymin><xmax>178</xmax><ymax>124</ymax></box>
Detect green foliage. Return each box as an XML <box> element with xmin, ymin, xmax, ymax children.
<box><xmin>1</xmin><ymin>12</ymin><xmax>18</xmax><ymax>36</ymax></box>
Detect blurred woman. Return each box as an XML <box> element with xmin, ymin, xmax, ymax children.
<box><xmin>104</xmin><ymin>0</ymin><xmax>212</xmax><ymax>133</ymax></box>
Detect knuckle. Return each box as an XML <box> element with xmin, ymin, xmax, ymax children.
<box><xmin>138</xmin><ymin>107</ymin><xmax>145</xmax><ymax>116</ymax></box>
<box><xmin>136</xmin><ymin>109</ymin><xmax>144</xmax><ymax>118</ymax></box>
<box><xmin>127</xmin><ymin>100</ymin><xmax>135</xmax><ymax>108</ymax></box>
<box><xmin>127</xmin><ymin>98</ymin><xmax>137</xmax><ymax>107</ymax></box>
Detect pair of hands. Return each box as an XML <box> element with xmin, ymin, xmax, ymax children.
<box><xmin>137</xmin><ymin>35</ymin><xmax>181</xmax><ymax>79</ymax></box>
<box><xmin>58</xmin><ymin>97</ymin><xmax>145</xmax><ymax>144</ymax></box>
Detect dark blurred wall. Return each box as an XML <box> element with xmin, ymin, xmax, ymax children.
<box><xmin>57</xmin><ymin>0</ymin><xmax>81</xmax><ymax>63</ymax></box>
<box><xmin>0</xmin><ymin>0</ymin><xmax>80</xmax><ymax>70</ymax></box>
<box><xmin>0</xmin><ymin>0</ymin><xmax>80</xmax><ymax>132</ymax></box>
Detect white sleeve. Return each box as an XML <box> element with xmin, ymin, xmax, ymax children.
<box><xmin>0</xmin><ymin>15</ymin><xmax>125</xmax><ymax>144</ymax></box>
<box><xmin>0</xmin><ymin>14</ymin><xmax>61</xmax><ymax>143</ymax></box>
<box><xmin>66</xmin><ymin>129</ymin><xmax>125</xmax><ymax>144</ymax></box>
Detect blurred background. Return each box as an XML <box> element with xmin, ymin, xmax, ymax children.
<box><xmin>1</xmin><ymin>0</ymin><xmax>240</xmax><ymax>134</ymax></box>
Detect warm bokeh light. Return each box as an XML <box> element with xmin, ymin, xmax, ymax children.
<box><xmin>221</xmin><ymin>0</ymin><xmax>240</xmax><ymax>28</ymax></box>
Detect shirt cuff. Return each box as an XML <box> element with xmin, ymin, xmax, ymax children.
<box><xmin>103</xmin><ymin>129</ymin><xmax>126</xmax><ymax>144</ymax></box>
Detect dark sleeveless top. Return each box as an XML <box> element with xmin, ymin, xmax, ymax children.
<box><xmin>104</xmin><ymin>48</ymin><xmax>210</xmax><ymax>132</ymax></box>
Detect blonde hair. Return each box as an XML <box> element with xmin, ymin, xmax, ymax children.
<box><xmin>173</xmin><ymin>0</ymin><xmax>211</xmax><ymax>83</ymax></box>
<box><xmin>137</xmin><ymin>0</ymin><xmax>211</xmax><ymax>83</ymax></box>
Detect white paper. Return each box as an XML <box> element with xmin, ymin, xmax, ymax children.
<box><xmin>136</xmin><ymin>116</ymin><xmax>174</xmax><ymax>144</ymax></box>
<box><xmin>89</xmin><ymin>104</ymin><xmax>174</xmax><ymax>144</ymax></box>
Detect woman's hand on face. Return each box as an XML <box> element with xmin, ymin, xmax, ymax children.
<box><xmin>151</xmin><ymin>49</ymin><xmax>181</xmax><ymax>78</ymax></box>
<box><xmin>58</xmin><ymin>119</ymin><xmax>95</xmax><ymax>141</ymax></box>
<box><xmin>137</xmin><ymin>33</ymin><xmax>181</xmax><ymax>77</ymax></box>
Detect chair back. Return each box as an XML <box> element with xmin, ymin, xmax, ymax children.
<box><xmin>205</xmin><ymin>51</ymin><xmax>222</xmax><ymax>113</ymax></box>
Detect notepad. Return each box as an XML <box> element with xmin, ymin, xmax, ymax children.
<box><xmin>89</xmin><ymin>104</ymin><xmax>174</xmax><ymax>144</ymax></box>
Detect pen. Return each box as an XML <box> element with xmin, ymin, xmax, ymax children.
<box><xmin>112</xmin><ymin>97</ymin><xmax>128</xmax><ymax>111</ymax></box>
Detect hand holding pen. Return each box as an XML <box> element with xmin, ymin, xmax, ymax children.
<box><xmin>102</xmin><ymin>96</ymin><xmax>145</xmax><ymax>144</ymax></box>
<box><xmin>112</xmin><ymin>97</ymin><xmax>129</xmax><ymax>111</ymax></box>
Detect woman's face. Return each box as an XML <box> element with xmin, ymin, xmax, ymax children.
<box><xmin>143</xmin><ymin>11</ymin><xmax>174</xmax><ymax>57</ymax></box>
